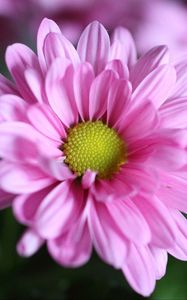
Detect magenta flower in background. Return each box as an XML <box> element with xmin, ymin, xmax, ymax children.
<box><xmin>35</xmin><ymin>0</ymin><xmax>187</xmax><ymax>56</ymax></box>
<box><xmin>1</xmin><ymin>0</ymin><xmax>187</xmax><ymax>56</ymax></box>
<box><xmin>0</xmin><ymin>0</ymin><xmax>34</xmax><ymax>56</ymax></box>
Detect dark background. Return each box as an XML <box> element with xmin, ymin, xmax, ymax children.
<box><xmin>0</xmin><ymin>209</ymin><xmax>187</xmax><ymax>300</ymax></box>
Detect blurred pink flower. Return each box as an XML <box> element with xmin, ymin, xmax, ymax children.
<box><xmin>1</xmin><ymin>19</ymin><xmax>187</xmax><ymax>296</ymax></box>
<box><xmin>0</xmin><ymin>0</ymin><xmax>33</xmax><ymax>56</ymax></box>
<box><xmin>1</xmin><ymin>0</ymin><xmax>187</xmax><ymax>56</ymax></box>
<box><xmin>36</xmin><ymin>0</ymin><xmax>187</xmax><ymax>56</ymax></box>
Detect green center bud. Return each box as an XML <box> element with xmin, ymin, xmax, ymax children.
<box><xmin>63</xmin><ymin>121</ymin><xmax>127</xmax><ymax>179</ymax></box>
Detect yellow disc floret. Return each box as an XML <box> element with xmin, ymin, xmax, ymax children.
<box><xmin>63</xmin><ymin>121</ymin><xmax>127</xmax><ymax>179</ymax></box>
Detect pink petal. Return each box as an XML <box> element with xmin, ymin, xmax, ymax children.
<box><xmin>0</xmin><ymin>122</ymin><xmax>39</xmax><ymax>162</ymax></box>
<box><xmin>171</xmin><ymin>60</ymin><xmax>187</xmax><ymax>98</ymax></box>
<box><xmin>0</xmin><ymin>119</ymin><xmax>63</xmax><ymax>160</ymax></box>
<box><xmin>120</xmin><ymin>100</ymin><xmax>159</xmax><ymax>141</ymax></box>
<box><xmin>111</xmin><ymin>27</ymin><xmax>137</xmax><ymax>66</ymax></box>
<box><xmin>43</xmin><ymin>32</ymin><xmax>80</xmax><ymax>68</ymax></box>
<box><xmin>0</xmin><ymin>94</ymin><xmax>28</xmax><ymax>122</ymax></box>
<box><xmin>128</xmin><ymin>136</ymin><xmax>155</xmax><ymax>164</ymax></box>
<box><xmin>135</xmin><ymin>196</ymin><xmax>178</xmax><ymax>248</ymax></box>
<box><xmin>13</xmin><ymin>186</ymin><xmax>54</xmax><ymax>225</ymax></box>
<box><xmin>5</xmin><ymin>43</ymin><xmax>42</xmax><ymax>103</ymax></box>
<box><xmin>169</xmin><ymin>243</ymin><xmax>187</xmax><ymax>261</ymax></box>
<box><xmin>156</xmin><ymin>146</ymin><xmax>187</xmax><ymax>171</ymax></box>
<box><xmin>92</xmin><ymin>178</ymin><xmax>135</xmax><ymax>203</ymax></box>
<box><xmin>0</xmin><ymin>162</ymin><xmax>54</xmax><ymax>194</ymax></box>
<box><xmin>48</xmin><ymin>216</ymin><xmax>92</xmax><ymax>267</ymax></box>
<box><xmin>132</xmin><ymin>65</ymin><xmax>176</xmax><ymax>109</ymax></box>
<box><xmin>129</xmin><ymin>129</ymin><xmax>187</xmax><ymax>171</ymax></box>
<box><xmin>73</xmin><ymin>62</ymin><xmax>94</xmax><ymax>121</ymax></box>
<box><xmin>105</xmin><ymin>198</ymin><xmax>151</xmax><ymax>244</ymax></box>
<box><xmin>149</xmin><ymin>246</ymin><xmax>168</xmax><ymax>280</ymax></box>
<box><xmin>157</xmin><ymin>173</ymin><xmax>187</xmax><ymax>213</ymax></box>
<box><xmin>77</xmin><ymin>21</ymin><xmax>110</xmax><ymax>74</ymax></box>
<box><xmin>106</xmin><ymin>79</ymin><xmax>132</xmax><ymax>128</ymax></box>
<box><xmin>0</xmin><ymin>115</ymin><xmax>4</xmax><ymax>123</ymax></box>
<box><xmin>149</xmin><ymin>130</ymin><xmax>187</xmax><ymax>171</ymax></box>
<box><xmin>0</xmin><ymin>74</ymin><xmax>18</xmax><ymax>96</ymax></box>
<box><xmin>105</xmin><ymin>59</ymin><xmax>129</xmax><ymax>79</ymax></box>
<box><xmin>122</xmin><ymin>244</ymin><xmax>156</xmax><ymax>297</ymax></box>
<box><xmin>37</xmin><ymin>18</ymin><xmax>61</xmax><ymax>73</ymax></box>
<box><xmin>45</xmin><ymin>58</ymin><xmax>78</xmax><ymax>127</ymax></box>
<box><xmin>35</xmin><ymin>181</ymin><xmax>84</xmax><ymax>238</ymax></box>
<box><xmin>160</xmin><ymin>97</ymin><xmax>187</xmax><ymax>128</ymax></box>
<box><xmin>130</xmin><ymin>46</ymin><xmax>169</xmax><ymax>89</ymax></box>
<box><xmin>82</xmin><ymin>170</ymin><xmax>97</xmax><ymax>189</ymax></box>
<box><xmin>117</xmin><ymin>165</ymin><xmax>159</xmax><ymax>195</ymax></box>
<box><xmin>110</xmin><ymin>41</ymin><xmax>128</xmax><ymax>68</ymax></box>
<box><xmin>43</xmin><ymin>32</ymin><xmax>66</xmax><ymax>68</ymax></box>
<box><xmin>24</xmin><ymin>68</ymin><xmax>45</xmax><ymax>104</ymax></box>
<box><xmin>17</xmin><ymin>229</ymin><xmax>44</xmax><ymax>257</ymax></box>
<box><xmin>87</xmin><ymin>197</ymin><xmax>127</xmax><ymax>269</ymax></box>
<box><xmin>39</xmin><ymin>156</ymin><xmax>75</xmax><ymax>181</ymax></box>
<box><xmin>89</xmin><ymin>70</ymin><xmax>116</xmax><ymax>120</ymax></box>
<box><xmin>127</xmin><ymin>138</ymin><xmax>156</xmax><ymax>163</ymax></box>
<box><xmin>168</xmin><ymin>211</ymin><xmax>187</xmax><ymax>260</ymax></box>
<box><xmin>27</xmin><ymin>103</ymin><xmax>66</xmax><ymax>142</ymax></box>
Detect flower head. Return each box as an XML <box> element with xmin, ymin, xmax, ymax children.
<box><xmin>1</xmin><ymin>18</ymin><xmax>187</xmax><ymax>296</ymax></box>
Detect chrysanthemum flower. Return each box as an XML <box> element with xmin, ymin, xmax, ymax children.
<box><xmin>1</xmin><ymin>19</ymin><xmax>187</xmax><ymax>296</ymax></box>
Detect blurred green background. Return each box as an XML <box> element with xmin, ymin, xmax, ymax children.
<box><xmin>0</xmin><ymin>209</ymin><xmax>187</xmax><ymax>300</ymax></box>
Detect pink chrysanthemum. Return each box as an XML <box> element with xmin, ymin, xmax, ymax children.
<box><xmin>1</xmin><ymin>19</ymin><xmax>187</xmax><ymax>296</ymax></box>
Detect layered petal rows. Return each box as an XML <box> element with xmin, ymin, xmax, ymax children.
<box><xmin>1</xmin><ymin>19</ymin><xmax>187</xmax><ymax>297</ymax></box>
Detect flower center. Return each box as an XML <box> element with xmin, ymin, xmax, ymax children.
<box><xmin>63</xmin><ymin>121</ymin><xmax>127</xmax><ymax>178</ymax></box>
